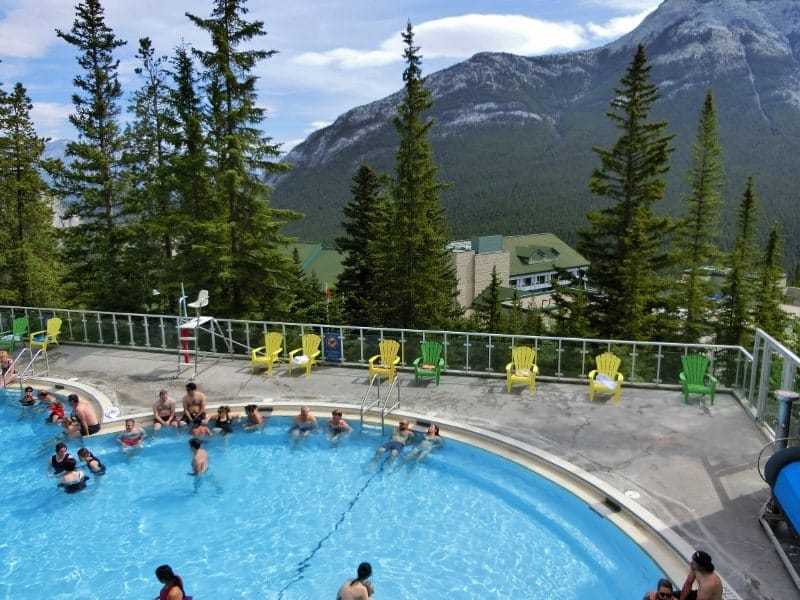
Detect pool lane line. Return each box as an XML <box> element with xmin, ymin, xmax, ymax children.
<box><xmin>276</xmin><ymin>462</ymin><xmax>385</xmax><ymax>598</ymax></box>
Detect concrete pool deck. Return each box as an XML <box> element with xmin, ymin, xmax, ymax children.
<box><xmin>39</xmin><ymin>344</ymin><xmax>793</xmax><ymax>599</ymax></box>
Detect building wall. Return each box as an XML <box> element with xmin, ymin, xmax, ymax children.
<box><xmin>474</xmin><ymin>251</ymin><xmax>510</xmax><ymax>301</ymax></box>
<box><xmin>453</xmin><ymin>251</ymin><xmax>476</xmax><ymax>308</ymax></box>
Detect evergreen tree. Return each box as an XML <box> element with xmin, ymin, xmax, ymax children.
<box><xmin>472</xmin><ymin>266</ymin><xmax>503</xmax><ymax>333</ymax></box>
<box><xmin>673</xmin><ymin>91</ymin><xmax>724</xmax><ymax>342</ymax></box>
<box><xmin>187</xmin><ymin>0</ymin><xmax>299</xmax><ymax>317</ymax></box>
<box><xmin>389</xmin><ymin>22</ymin><xmax>459</xmax><ymax>328</ymax></box>
<box><xmin>550</xmin><ymin>269</ymin><xmax>592</xmax><ymax>338</ymax></box>
<box><xmin>719</xmin><ymin>177</ymin><xmax>759</xmax><ymax>345</ymax></box>
<box><xmin>753</xmin><ymin>224</ymin><xmax>785</xmax><ymax>339</ymax></box>
<box><xmin>0</xmin><ymin>83</ymin><xmax>62</xmax><ymax>305</ymax></box>
<box><xmin>506</xmin><ymin>291</ymin><xmax>523</xmax><ymax>335</ymax></box>
<box><xmin>122</xmin><ymin>37</ymin><xmax>178</xmax><ymax>309</ymax></box>
<box><xmin>335</xmin><ymin>165</ymin><xmax>387</xmax><ymax>325</ymax></box>
<box><xmin>578</xmin><ymin>45</ymin><xmax>673</xmax><ymax>340</ymax></box>
<box><xmin>56</xmin><ymin>0</ymin><xmax>127</xmax><ymax>309</ymax></box>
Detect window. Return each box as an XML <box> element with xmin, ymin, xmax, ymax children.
<box><xmin>536</xmin><ymin>275</ymin><xmax>546</xmax><ymax>284</ymax></box>
<box><xmin>524</xmin><ymin>277</ymin><xmax>532</xmax><ymax>287</ymax></box>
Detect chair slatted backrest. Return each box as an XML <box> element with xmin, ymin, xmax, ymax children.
<box><xmin>302</xmin><ymin>333</ymin><xmax>321</xmax><ymax>356</ymax></box>
<box><xmin>682</xmin><ymin>354</ymin><xmax>709</xmax><ymax>384</ymax></box>
<box><xmin>47</xmin><ymin>317</ymin><xmax>62</xmax><ymax>338</ymax></box>
<box><xmin>12</xmin><ymin>317</ymin><xmax>28</xmax><ymax>336</ymax></box>
<box><xmin>379</xmin><ymin>339</ymin><xmax>400</xmax><ymax>365</ymax></box>
<box><xmin>265</xmin><ymin>332</ymin><xmax>283</xmax><ymax>354</ymax></box>
<box><xmin>420</xmin><ymin>341</ymin><xmax>442</xmax><ymax>366</ymax></box>
<box><xmin>596</xmin><ymin>352</ymin><xmax>621</xmax><ymax>377</ymax></box>
<box><xmin>512</xmin><ymin>346</ymin><xmax>535</xmax><ymax>371</ymax></box>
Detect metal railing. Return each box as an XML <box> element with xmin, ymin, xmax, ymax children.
<box><xmin>360</xmin><ymin>373</ymin><xmax>401</xmax><ymax>434</ymax></box>
<box><xmin>748</xmin><ymin>329</ymin><xmax>800</xmax><ymax>437</ymax></box>
<box><xmin>0</xmin><ymin>303</ymin><xmax>767</xmax><ymax>422</ymax></box>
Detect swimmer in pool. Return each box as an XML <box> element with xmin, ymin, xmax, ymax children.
<box><xmin>190</xmin><ymin>438</ymin><xmax>208</xmax><ymax>475</ymax></box>
<box><xmin>243</xmin><ymin>404</ymin><xmax>265</xmax><ymax>431</ymax></box>
<box><xmin>51</xmin><ymin>442</ymin><xmax>71</xmax><ymax>473</ymax></box>
<box><xmin>336</xmin><ymin>562</ymin><xmax>374</xmax><ymax>600</ymax></box>
<box><xmin>212</xmin><ymin>405</ymin><xmax>235</xmax><ymax>434</ymax></box>
<box><xmin>20</xmin><ymin>386</ymin><xmax>35</xmax><ymax>406</ymax></box>
<box><xmin>77</xmin><ymin>447</ymin><xmax>106</xmax><ymax>475</ymax></box>
<box><xmin>40</xmin><ymin>391</ymin><xmax>65</xmax><ymax>424</ymax></box>
<box><xmin>58</xmin><ymin>458</ymin><xmax>87</xmax><ymax>493</ymax></box>
<box><xmin>372</xmin><ymin>420</ymin><xmax>415</xmax><ymax>464</ymax></box>
<box><xmin>328</xmin><ymin>409</ymin><xmax>351</xmax><ymax>443</ymax></box>
<box><xmin>404</xmin><ymin>423</ymin><xmax>443</xmax><ymax>464</ymax></box>
<box><xmin>289</xmin><ymin>406</ymin><xmax>317</xmax><ymax>438</ymax></box>
<box><xmin>117</xmin><ymin>418</ymin><xmax>145</xmax><ymax>449</ymax></box>
<box><xmin>190</xmin><ymin>417</ymin><xmax>212</xmax><ymax>438</ymax></box>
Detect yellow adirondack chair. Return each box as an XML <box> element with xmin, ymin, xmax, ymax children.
<box><xmin>30</xmin><ymin>317</ymin><xmax>62</xmax><ymax>352</ymax></box>
<box><xmin>368</xmin><ymin>339</ymin><xmax>401</xmax><ymax>382</ymax></box>
<box><xmin>288</xmin><ymin>333</ymin><xmax>321</xmax><ymax>377</ymax></box>
<box><xmin>588</xmin><ymin>352</ymin><xmax>624</xmax><ymax>404</ymax></box>
<box><xmin>506</xmin><ymin>346</ymin><xmax>539</xmax><ymax>393</ymax></box>
<box><xmin>251</xmin><ymin>332</ymin><xmax>283</xmax><ymax>375</ymax></box>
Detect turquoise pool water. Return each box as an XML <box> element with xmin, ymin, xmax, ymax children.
<box><xmin>0</xmin><ymin>388</ymin><xmax>662</xmax><ymax>599</ymax></box>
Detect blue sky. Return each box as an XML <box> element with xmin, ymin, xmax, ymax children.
<box><xmin>0</xmin><ymin>0</ymin><xmax>660</xmax><ymax>151</ymax></box>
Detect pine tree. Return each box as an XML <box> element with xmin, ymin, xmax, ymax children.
<box><xmin>578</xmin><ymin>45</ymin><xmax>673</xmax><ymax>340</ymax></box>
<box><xmin>122</xmin><ymin>37</ymin><xmax>178</xmax><ymax>309</ymax></box>
<box><xmin>56</xmin><ymin>0</ymin><xmax>127</xmax><ymax>309</ymax></box>
<box><xmin>335</xmin><ymin>165</ymin><xmax>387</xmax><ymax>325</ymax></box>
<box><xmin>506</xmin><ymin>291</ymin><xmax>523</xmax><ymax>335</ymax></box>
<box><xmin>0</xmin><ymin>83</ymin><xmax>62</xmax><ymax>305</ymax></box>
<box><xmin>719</xmin><ymin>177</ymin><xmax>759</xmax><ymax>346</ymax></box>
<box><xmin>187</xmin><ymin>0</ymin><xmax>299</xmax><ymax>318</ymax></box>
<box><xmin>550</xmin><ymin>269</ymin><xmax>592</xmax><ymax>338</ymax></box>
<box><xmin>389</xmin><ymin>22</ymin><xmax>459</xmax><ymax>328</ymax></box>
<box><xmin>472</xmin><ymin>266</ymin><xmax>502</xmax><ymax>333</ymax></box>
<box><xmin>673</xmin><ymin>91</ymin><xmax>724</xmax><ymax>342</ymax></box>
<box><xmin>753</xmin><ymin>224</ymin><xmax>785</xmax><ymax>339</ymax></box>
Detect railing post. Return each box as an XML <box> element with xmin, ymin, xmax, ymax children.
<box><xmin>339</xmin><ymin>327</ymin><xmax>345</xmax><ymax>362</ymax></box>
<box><xmin>111</xmin><ymin>314</ymin><xmax>120</xmax><ymax>345</ymax></box>
<box><xmin>359</xmin><ymin>328</ymin><xmax>365</xmax><ymax>363</ymax></box>
<box><xmin>486</xmin><ymin>334</ymin><xmax>493</xmax><ymax>372</ymax></box>
<box><xmin>159</xmin><ymin>317</ymin><xmax>166</xmax><ymax>349</ymax></box>
<box><xmin>757</xmin><ymin>344</ymin><xmax>772</xmax><ymax>422</ymax></box>
<box><xmin>66</xmin><ymin>312</ymin><xmax>73</xmax><ymax>340</ymax></box>
<box><xmin>127</xmin><ymin>315</ymin><xmax>135</xmax><ymax>346</ymax></box>
<box><xmin>281</xmin><ymin>324</ymin><xmax>287</xmax><ymax>359</ymax></box>
<box><xmin>81</xmin><ymin>312</ymin><xmax>88</xmax><ymax>343</ymax></box>
<box><xmin>144</xmin><ymin>317</ymin><xmax>151</xmax><ymax>348</ymax></box>
<box><xmin>465</xmin><ymin>333</ymin><xmax>471</xmax><ymax>371</ymax></box>
<box><xmin>227</xmin><ymin>321</ymin><xmax>234</xmax><ymax>354</ymax></box>
<box><xmin>556</xmin><ymin>338</ymin><xmax>563</xmax><ymax>378</ymax></box>
<box><xmin>630</xmin><ymin>343</ymin><xmax>637</xmax><ymax>382</ymax></box>
<box><xmin>580</xmin><ymin>341</ymin><xmax>587</xmax><ymax>377</ymax></box>
<box><xmin>400</xmin><ymin>330</ymin><xmax>406</xmax><ymax>365</ymax></box>
<box><xmin>96</xmin><ymin>312</ymin><xmax>103</xmax><ymax>344</ymax></box>
<box><xmin>655</xmin><ymin>345</ymin><xmax>663</xmax><ymax>384</ymax></box>
<box><xmin>749</xmin><ymin>335</ymin><xmax>762</xmax><ymax>413</ymax></box>
<box><xmin>245</xmin><ymin>322</ymin><xmax>251</xmax><ymax>351</ymax></box>
<box><xmin>443</xmin><ymin>333</ymin><xmax>448</xmax><ymax>368</ymax></box>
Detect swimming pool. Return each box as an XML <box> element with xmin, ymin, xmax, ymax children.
<box><xmin>0</xmin><ymin>390</ymin><xmax>662</xmax><ymax>599</ymax></box>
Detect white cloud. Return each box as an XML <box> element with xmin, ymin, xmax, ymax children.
<box><xmin>30</xmin><ymin>101</ymin><xmax>72</xmax><ymax>138</ymax></box>
<box><xmin>587</xmin><ymin>9</ymin><xmax>653</xmax><ymax>39</ymax></box>
<box><xmin>585</xmin><ymin>0</ymin><xmax>661</xmax><ymax>11</ymax></box>
<box><xmin>309</xmin><ymin>120</ymin><xmax>332</xmax><ymax>130</ymax></box>
<box><xmin>294</xmin><ymin>14</ymin><xmax>588</xmax><ymax>70</ymax></box>
<box><xmin>0</xmin><ymin>0</ymin><xmax>73</xmax><ymax>58</ymax></box>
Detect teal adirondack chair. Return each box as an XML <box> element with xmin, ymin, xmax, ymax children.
<box><xmin>679</xmin><ymin>354</ymin><xmax>717</xmax><ymax>405</ymax></box>
<box><xmin>413</xmin><ymin>341</ymin><xmax>444</xmax><ymax>385</ymax></box>
<box><xmin>0</xmin><ymin>317</ymin><xmax>28</xmax><ymax>353</ymax></box>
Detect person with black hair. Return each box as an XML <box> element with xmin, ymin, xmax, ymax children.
<box><xmin>57</xmin><ymin>458</ymin><xmax>87</xmax><ymax>493</ymax></box>
<box><xmin>405</xmin><ymin>423</ymin><xmax>443</xmax><ymax>464</ymax></box>
<box><xmin>336</xmin><ymin>562</ymin><xmax>373</xmax><ymax>600</ymax></box>
<box><xmin>643</xmin><ymin>577</ymin><xmax>678</xmax><ymax>600</ymax></box>
<box><xmin>243</xmin><ymin>404</ymin><xmax>265</xmax><ymax>431</ymax></box>
<box><xmin>51</xmin><ymin>442</ymin><xmax>71</xmax><ymax>473</ymax></box>
<box><xmin>78</xmin><ymin>447</ymin><xmax>106</xmax><ymax>475</ymax></box>
<box><xmin>20</xmin><ymin>386</ymin><xmax>35</xmax><ymax>406</ymax></box>
<box><xmin>189</xmin><ymin>439</ymin><xmax>208</xmax><ymax>476</ymax></box>
<box><xmin>155</xmin><ymin>564</ymin><xmax>190</xmax><ymax>600</ymax></box>
<box><xmin>679</xmin><ymin>550</ymin><xmax>723</xmax><ymax>600</ymax></box>
<box><xmin>181</xmin><ymin>382</ymin><xmax>207</xmax><ymax>425</ymax></box>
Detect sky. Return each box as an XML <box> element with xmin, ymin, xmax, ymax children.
<box><xmin>0</xmin><ymin>0</ymin><xmax>661</xmax><ymax>152</ymax></box>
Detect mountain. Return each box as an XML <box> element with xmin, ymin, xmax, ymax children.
<box><xmin>271</xmin><ymin>0</ymin><xmax>800</xmax><ymax>263</ymax></box>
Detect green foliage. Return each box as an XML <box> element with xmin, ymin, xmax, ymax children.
<box><xmin>579</xmin><ymin>45</ymin><xmax>674</xmax><ymax>341</ymax></box>
<box><xmin>719</xmin><ymin>177</ymin><xmax>760</xmax><ymax>346</ymax></box>
<box><xmin>673</xmin><ymin>91</ymin><xmax>724</xmax><ymax>342</ymax></box>
<box><xmin>387</xmin><ymin>22</ymin><xmax>460</xmax><ymax>328</ymax></box>
<box><xmin>472</xmin><ymin>266</ymin><xmax>502</xmax><ymax>333</ymax></box>
<box><xmin>56</xmin><ymin>0</ymin><xmax>128</xmax><ymax>309</ymax></box>
<box><xmin>0</xmin><ymin>83</ymin><xmax>63</xmax><ymax>306</ymax></box>
<box><xmin>550</xmin><ymin>270</ymin><xmax>592</xmax><ymax>338</ymax></box>
<box><xmin>187</xmin><ymin>0</ymin><xmax>299</xmax><ymax>318</ymax></box>
<box><xmin>753</xmin><ymin>224</ymin><xmax>786</xmax><ymax>339</ymax></box>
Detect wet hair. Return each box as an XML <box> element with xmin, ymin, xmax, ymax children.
<box><xmin>245</xmin><ymin>404</ymin><xmax>257</xmax><ymax>414</ymax></box>
<box><xmin>657</xmin><ymin>578</ymin><xmax>673</xmax><ymax>591</ymax></box>
<box><xmin>185</xmin><ymin>382</ymin><xmax>197</xmax><ymax>392</ymax></box>
<box><xmin>332</xmin><ymin>410</ymin><xmax>343</xmax><ymax>417</ymax></box>
<box><xmin>77</xmin><ymin>448</ymin><xmax>91</xmax><ymax>459</ymax></box>
<box><xmin>191</xmin><ymin>416</ymin><xmax>204</xmax><ymax>427</ymax></box>
<box><xmin>692</xmin><ymin>550</ymin><xmax>714</xmax><ymax>573</ymax></box>
<box><xmin>68</xmin><ymin>393</ymin><xmax>79</xmax><ymax>404</ymax></box>
<box><xmin>155</xmin><ymin>564</ymin><xmax>178</xmax><ymax>585</ymax></box>
<box><xmin>38</xmin><ymin>389</ymin><xmax>49</xmax><ymax>398</ymax></box>
<box><xmin>24</xmin><ymin>386</ymin><xmax>33</xmax><ymax>393</ymax></box>
<box><xmin>63</xmin><ymin>458</ymin><xmax>77</xmax><ymax>472</ymax></box>
<box><xmin>353</xmin><ymin>562</ymin><xmax>372</xmax><ymax>583</ymax></box>
<box><xmin>431</xmin><ymin>424</ymin><xmax>440</xmax><ymax>436</ymax></box>
<box><xmin>189</xmin><ymin>438</ymin><xmax>202</xmax><ymax>450</ymax></box>
<box><xmin>218</xmin><ymin>405</ymin><xmax>229</xmax><ymax>415</ymax></box>
<box><xmin>125</xmin><ymin>418</ymin><xmax>135</xmax><ymax>426</ymax></box>
<box><xmin>55</xmin><ymin>442</ymin><xmax>67</xmax><ymax>453</ymax></box>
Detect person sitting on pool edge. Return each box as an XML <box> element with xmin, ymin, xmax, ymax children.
<box><xmin>243</xmin><ymin>404</ymin><xmax>265</xmax><ymax>431</ymax></box>
<box><xmin>118</xmin><ymin>418</ymin><xmax>146</xmax><ymax>449</ymax></box>
<box><xmin>289</xmin><ymin>406</ymin><xmax>317</xmax><ymax>438</ymax></box>
<box><xmin>51</xmin><ymin>442</ymin><xmax>71</xmax><ymax>473</ymax></box>
<box><xmin>77</xmin><ymin>447</ymin><xmax>106</xmax><ymax>475</ymax></box>
<box><xmin>155</xmin><ymin>564</ymin><xmax>190</xmax><ymax>600</ymax></box>
<box><xmin>212</xmin><ymin>405</ymin><xmax>234</xmax><ymax>434</ymax></box>
<box><xmin>20</xmin><ymin>386</ymin><xmax>35</xmax><ymax>406</ymax></box>
<box><xmin>181</xmin><ymin>382</ymin><xmax>207</xmax><ymax>425</ymax></box>
<box><xmin>189</xmin><ymin>438</ymin><xmax>208</xmax><ymax>476</ymax></box>
<box><xmin>679</xmin><ymin>550</ymin><xmax>723</xmax><ymax>600</ymax></box>
<box><xmin>58</xmin><ymin>458</ymin><xmax>87</xmax><ymax>493</ymax></box>
<box><xmin>643</xmin><ymin>578</ymin><xmax>678</xmax><ymax>600</ymax></box>
<box><xmin>328</xmin><ymin>409</ymin><xmax>351</xmax><ymax>442</ymax></box>
<box><xmin>336</xmin><ymin>562</ymin><xmax>374</xmax><ymax>600</ymax></box>
<box><xmin>190</xmin><ymin>416</ymin><xmax>212</xmax><ymax>438</ymax></box>
<box><xmin>69</xmin><ymin>393</ymin><xmax>101</xmax><ymax>436</ymax></box>
<box><xmin>0</xmin><ymin>350</ymin><xmax>16</xmax><ymax>386</ymax></box>
<box><xmin>372</xmin><ymin>420</ymin><xmax>415</xmax><ymax>464</ymax></box>
<box><xmin>153</xmin><ymin>389</ymin><xmax>179</xmax><ymax>431</ymax></box>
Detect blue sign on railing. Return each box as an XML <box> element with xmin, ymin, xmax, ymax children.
<box><xmin>323</xmin><ymin>330</ymin><xmax>342</xmax><ymax>362</ymax></box>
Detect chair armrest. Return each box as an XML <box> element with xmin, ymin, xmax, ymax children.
<box><xmin>308</xmin><ymin>350</ymin><xmax>321</xmax><ymax>360</ymax></box>
<box><xmin>532</xmin><ymin>364</ymin><xmax>539</xmax><ymax>376</ymax></box>
<box><xmin>29</xmin><ymin>330</ymin><xmax>46</xmax><ymax>341</ymax></box>
<box><xmin>412</xmin><ymin>357</ymin><xmax>422</xmax><ymax>367</ymax></box>
<box><xmin>615</xmin><ymin>373</ymin><xmax>624</xmax><ymax>383</ymax></box>
<box><xmin>588</xmin><ymin>369</ymin><xmax>598</xmax><ymax>380</ymax></box>
<box><xmin>679</xmin><ymin>372</ymin><xmax>686</xmax><ymax>383</ymax></box>
<box><xmin>269</xmin><ymin>347</ymin><xmax>282</xmax><ymax>359</ymax></box>
<box><xmin>288</xmin><ymin>348</ymin><xmax>302</xmax><ymax>358</ymax></box>
<box><xmin>706</xmin><ymin>373</ymin><xmax>718</xmax><ymax>385</ymax></box>
<box><xmin>437</xmin><ymin>357</ymin><xmax>445</xmax><ymax>368</ymax></box>
<box><xmin>505</xmin><ymin>362</ymin><xmax>514</xmax><ymax>373</ymax></box>
<box><xmin>391</xmin><ymin>356</ymin><xmax>400</xmax><ymax>366</ymax></box>
<box><xmin>251</xmin><ymin>346</ymin><xmax>266</xmax><ymax>359</ymax></box>
<box><xmin>368</xmin><ymin>354</ymin><xmax>380</xmax><ymax>367</ymax></box>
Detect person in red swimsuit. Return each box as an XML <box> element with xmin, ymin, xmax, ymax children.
<box><xmin>155</xmin><ymin>565</ymin><xmax>189</xmax><ymax>600</ymax></box>
<box><xmin>117</xmin><ymin>419</ymin><xmax>145</xmax><ymax>448</ymax></box>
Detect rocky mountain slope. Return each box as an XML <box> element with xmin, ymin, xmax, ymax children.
<box><xmin>272</xmin><ymin>0</ymin><xmax>800</xmax><ymax>261</ymax></box>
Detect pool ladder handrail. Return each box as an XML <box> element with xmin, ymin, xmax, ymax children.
<box><xmin>359</xmin><ymin>373</ymin><xmax>401</xmax><ymax>434</ymax></box>
<box><xmin>4</xmin><ymin>347</ymin><xmax>46</xmax><ymax>390</ymax></box>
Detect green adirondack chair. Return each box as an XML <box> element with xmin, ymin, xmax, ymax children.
<box><xmin>679</xmin><ymin>354</ymin><xmax>717</xmax><ymax>405</ymax></box>
<box><xmin>0</xmin><ymin>317</ymin><xmax>28</xmax><ymax>353</ymax></box>
<box><xmin>413</xmin><ymin>341</ymin><xmax>444</xmax><ymax>385</ymax></box>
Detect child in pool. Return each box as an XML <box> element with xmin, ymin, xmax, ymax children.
<box><xmin>77</xmin><ymin>447</ymin><xmax>106</xmax><ymax>475</ymax></box>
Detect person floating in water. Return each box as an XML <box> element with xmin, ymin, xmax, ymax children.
<box><xmin>243</xmin><ymin>404</ymin><xmax>265</xmax><ymax>431</ymax></box>
<box><xmin>77</xmin><ymin>447</ymin><xmax>106</xmax><ymax>475</ymax></box>
<box><xmin>289</xmin><ymin>406</ymin><xmax>317</xmax><ymax>438</ymax></box>
<box><xmin>372</xmin><ymin>420</ymin><xmax>415</xmax><ymax>465</ymax></box>
<box><xmin>336</xmin><ymin>562</ymin><xmax>374</xmax><ymax>600</ymax></box>
<box><xmin>404</xmin><ymin>423</ymin><xmax>443</xmax><ymax>465</ymax></box>
<box><xmin>58</xmin><ymin>458</ymin><xmax>87</xmax><ymax>493</ymax></box>
<box><xmin>212</xmin><ymin>405</ymin><xmax>235</xmax><ymax>434</ymax></box>
<box><xmin>189</xmin><ymin>438</ymin><xmax>208</xmax><ymax>476</ymax></box>
<box><xmin>327</xmin><ymin>409</ymin><xmax>351</xmax><ymax>443</ymax></box>
<box><xmin>118</xmin><ymin>418</ymin><xmax>146</xmax><ymax>449</ymax></box>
